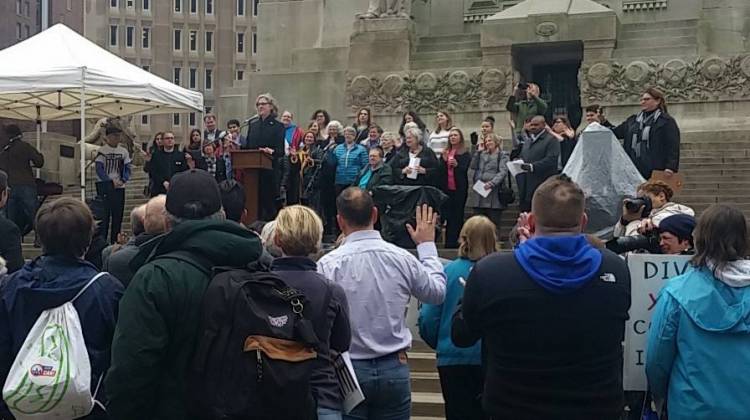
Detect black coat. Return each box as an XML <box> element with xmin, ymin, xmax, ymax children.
<box><xmin>518</xmin><ymin>131</ymin><xmax>561</xmax><ymax>204</ymax></box>
<box><xmin>352</xmin><ymin>163</ymin><xmax>394</xmax><ymax>191</ymax></box>
<box><xmin>613</xmin><ymin>112</ymin><xmax>680</xmax><ymax>178</ymax></box>
<box><xmin>149</xmin><ymin>148</ymin><xmax>189</xmax><ymax>196</ymax></box>
<box><xmin>244</xmin><ymin>115</ymin><xmax>285</xmax><ymax>159</ymax></box>
<box><xmin>0</xmin><ymin>215</ymin><xmax>23</xmax><ymax>273</ymax></box>
<box><xmin>195</xmin><ymin>156</ymin><xmax>228</xmax><ymax>183</ymax></box>
<box><xmin>391</xmin><ymin>147</ymin><xmax>441</xmax><ymax>187</ymax></box>
<box><xmin>438</xmin><ymin>151</ymin><xmax>471</xmax><ymax>197</ymax></box>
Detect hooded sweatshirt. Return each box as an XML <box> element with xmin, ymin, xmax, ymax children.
<box><xmin>646</xmin><ymin>261</ymin><xmax>750</xmax><ymax>420</ymax></box>
<box><xmin>452</xmin><ymin>235</ymin><xmax>631</xmax><ymax>419</ymax></box>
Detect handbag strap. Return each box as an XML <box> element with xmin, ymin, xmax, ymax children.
<box><xmin>70</xmin><ymin>272</ymin><xmax>109</xmax><ymax>304</ymax></box>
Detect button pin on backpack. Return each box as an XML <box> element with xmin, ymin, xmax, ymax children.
<box><xmin>269</xmin><ymin>315</ymin><xmax>289</xmax><ymax>327</ymax></box>
<box><xmin>600</xmin><ymin>273</ymin><xmax>616</xmax><ymax>283</ymax></box>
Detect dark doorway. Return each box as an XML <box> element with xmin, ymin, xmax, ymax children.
<box><xmin>512</xmin><ymin>41</ymin><xmax>583</xmax><ymax>129</ymax></box>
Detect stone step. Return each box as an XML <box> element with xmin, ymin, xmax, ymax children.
<box><xmin>682</xmin><ymin>142</ymin><xmax>750</xmax><ymax>151</ymax></box>
<box><xmin>613</xmin><ymin>45</ymin><xmax>697</xmax><ymax>58</ymax></box>
<box><xmin>418</xmin><ymin>33</ymin><xmax>480</xmax><ymax>45</ymax></box>
<box><xmin>412</xmin><ymin>49</ymin><xmax>483</xmax><ymax>62</ymax></box>
<box><xmin>681</xmin><ymin>131</ymin><xmax>750</xmax><ymax>143</ymax></box>
<box><xmin>412</xmin><ymin>392</ymin><xmax>446</xmax><ymax>418</ymax></box>
<box><xmin>416</xmin><ymin>40</ymin><xmax>481</xmax><ymax>53</ymax></box>
<box><xmin>411</xmin><ymin>371</ymin><xmax>441</xmax><ymax>393</ymax></box>
<box><xmin>691</xmin><ymin>203</ymin><xmax>750</xmax><ymax>213</ymax></box>
<box><xmin>410</xmin><ymin>57</ymin><xmax>483</xmax><ymax>71</ymax></box>
<box><xmin>617</xmin><ymin>26</ymin><xmax>697</xmax><ymax>40</ymax></box>
<box><xmin>408</xmin><ymin>351</ymin><xmax>437</xmax><ymax>373</ymax></box>
<box><xmin>617</xmin><ymin>35</ymin><xmax>696</xmax><ymax>50</ymax></box>
<box><xmin>619</xmin><ymin>19</ymin><xmax>699</xmax><ymax>31</ymax></box>
<box><xmin>681</xmin><ymin>149</ymin><xmax>750</xmax><ymax>158</ymax></box>
<box><xmin>675</xmin><ymin>194</ymin><xmax>750</xmax><ymax>204</ymax></box>
<box><xmin>680</xmin><ymin>156</ymin><xmax>750</xmax><ymax>165</ymax></box>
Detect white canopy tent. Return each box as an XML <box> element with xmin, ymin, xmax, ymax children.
<box><xmin>0</xmin><ymin>23</ymin><xmax>204</xmax><ymax>199</ymax></box>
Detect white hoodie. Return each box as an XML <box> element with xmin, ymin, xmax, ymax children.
<box><xmin>708</xmin><ymin>260</ymin><xmax>750</xmax><ymax>288</ymax></box>
<box><xmin>614</xmin><ymin>202</ymin><xmax>695</xmax><ymax>237</ymax></box>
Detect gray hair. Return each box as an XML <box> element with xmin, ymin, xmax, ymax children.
<box><xmin>405</xmin><ymin>127</ymin><xmax>423</xmax><ymax>142</ymax></box>
<box><xmin>381</xmin><ymin>131</ymin><xmax>398</xmax><ymax>143</ymax></box>
<box><xmin>260</xmin><ymin>220</ymin><xmax>283</xmax><ymax>257</ymax></box>
<box><xmin>131</xmin><ymin>205</ymin><xmax>146</xmax><ymax>236</ymax></box>
<box><xmin>343</xmin><ymin>126</ymin><xmax>358</xmax><ymax>137</ymax></box>
<box><xmin>326</xmin><ymin>120</ymin><xmax>343</xmax><ymax>134</ymax></box>
<box><xmin>256</xmin><ymin>93</ymin><xmax>278</xmax><ymax>114</ymax></box>
<box><xmin>167</xmin><ymin>209</ymin><xmax>225</xmax><ymax>228</ymax></box>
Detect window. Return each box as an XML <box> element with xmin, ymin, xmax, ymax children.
<box><xmin>174</xmin><ymin>0</ymin><xmax>181</xmax><ymax>13</ymax></box>
<box><xmin>236</xmin><ymin>67</ymin><xmax>245</xmax><ymax>81</ymax></box>
<box><xmin>141</xmin><ymin>114</ymin><xmax>149</xmax><ymax>125</ymax></box>
<box><xmin>174</xmin><ymin>67</ymin><xmax>182</xmax><ymax>85</ymax></box>
<box><xmin>205</xmin><ymin>31</ymin><xmax>213</xmax><ymax>52</ymax></box>
<box><xmin>190</xmin><ymin>0</ymin><xmax>197</xmax><ymax>14</ymax></box>
<box><xmin>16</xmin><ymin>23</ymin><xmax>22</xmax><ymax>40</ymax></box>
<box><xmin>142</xmin><ymin>65</ymin><xmax>150</xmax><ymax>72</ymax></box>
<box><xmin>253</xmin><ymin>0</ymin><xmax>259</xmax><ymax>16</ymax></box>
<box><xmin>205</xmin><ymin>68</ymin><xmax>213</xmax><ymax>90</ymax></box>
<box><xmin>126</xmin><ymin>26</ymin><xmax>134</xmax><ymax>47</ymax></box>
<box><xmin>24</xmin><ymin>25</ymin><xmax>30</xmax><ymax>38</ymax></box>
<box><xmin>67</xmin><ymin>0</ymin><xmax>72</xmax><ymax>10</ymax></box>
<box><xmin>16</xmin><ymin>0</ymin><xmax>21</xmax><ymax>15</ymax></box>
<box><xmin>24</xmin><ymin>1</ymin><xmax>30</xmax><ymax>17</ymax></box>
<box><xmin>173</xmin><ymin>29</ymin><xmax>182</xmax><ymax>50</ymax></box>
<box><xmin>252</xmin><ymin>32</ymin><xmax>257</xmax><ymax>55</ymax></box>
<box><xmin>142</xmin><ymin>27</ymin><xmax>150</xmax><ymax>48</ymax></box>
<box><xmin>173</xmin><ymin>113</ymin><xmax>181</xmax><ymax>126</ymax></box>
<box><xmin>237</xmin><ymin>33</ymin><xmax>244</xmax><ymax>53</ymax></box>
<box><xmin>109</xmin><ymin>25</ymin><xmax>118</xmax><ymax>46</ymax></box>
<box><xmin>189</xmin><ymin>112</ymin><xmax>196</xmax><ymax>126</ymax></box>
<box><xmin>189</xmin><ymin>30</ymin><xmax>197</xmax><ymax>51</ymax></box>
<box><xmin>110</xmin><ymin>0</ymin><xmax>118</xmax><ymax>8</ymax></box>
<box><xmin>142</xmin><ymin>0</ymin><xmax>150</xmax><ymax>11</ymax></box>
<box><xmin>237</xmin><ymin>0</ymin><xmax>244</xmax><ymax>16</ymax></box>
<box><xmin>205</xmin><ymin>0</ymin><xmax>213</xmax><ymax>15</ymax></box>
<box><xmin>126</xmin><ymin>0</ymin><xmax>134</xmax><ymax>8</ymax></box>
<box><xmin>189</xmin><ymin>68</ymin><xmax>197</xmax><ymax>89</ymax></box>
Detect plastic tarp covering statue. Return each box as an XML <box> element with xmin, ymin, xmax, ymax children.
<box><xmin>371</xmin><ymin>185</ymin><xmax>448</xmax><ymax>248</ymax></box>
<box><xmin>562</xmin><ymin>123</ymin><xmax>645</xmax><ymax>237</ymax></box>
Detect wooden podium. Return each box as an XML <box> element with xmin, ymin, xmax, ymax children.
<box><xmin>231</xmin><ymin>150</ymin><xmax>273</xmax><ymax>223</ymax></box>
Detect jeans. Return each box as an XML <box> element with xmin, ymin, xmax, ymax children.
<box><xmin>317</xmin><ymin>407</ymin><xmax>343</xmax><ymax>420</ymax></box>
<box><xmin>98</xmin><ymin>186</ymin><xmax>125</xmax><ymax>244</ymax></box>
<box><xmin>345</xmin><ymin>352</ymin><xmax>411</xmax><ymax>420</ymax></box>
<box><xmin>6</xmin><ymin>184</ymin><xmax>38</xmax><ymax>236</ymax></box>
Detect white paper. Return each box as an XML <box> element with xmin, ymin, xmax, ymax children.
<box><xmin>472</xmin><ymin>180</ymin><xmax>491</xmax><ymax>198</ymax></box>
<box><xmin>506</xmin><ymin>159</ymin><xmax>527</xmax><ymax>177</ymax></box>
<box><xmin>407</xmin><ymin>156</ymin><xmax>421</xmax><ymax>179</ymax></box>
<box><xmin>334</xmin><ymin>352</ymin><xmax>365</xmax><ymax>414</ymax></box>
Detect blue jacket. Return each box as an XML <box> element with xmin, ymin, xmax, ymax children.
<box><xmin>418</xmin><ymin>258</ymin><xmax>481</xmax><ymax>366</ymax></box>
<box><xmin>333</xmin><ymin>142</ymin><xmax>368</xmax><ymax>186</ymax></box>
<box><xmin>0</xmin><ymin>256</ymin><xmax>123</xmax><ymax>410</ymax></box>
<box><xmin>646</xmin><ymin>265</ymin><xmax>750</xmax><ymax>420</ymax></box>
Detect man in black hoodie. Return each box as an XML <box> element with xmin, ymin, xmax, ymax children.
<box><xmin>453</xmin><ymin>175</ymin><xmax>631</xmax><ymax>420</ymax></box>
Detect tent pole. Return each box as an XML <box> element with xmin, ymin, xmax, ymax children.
<box><xmin>35</xmin><ymin>105</ymin><xmax>41</xmax><ymax>179</ymax></box>
<box><xmin>80</xmin><ymin>68</ymin><xmax>86</xmax><ymax>201</ymax></box>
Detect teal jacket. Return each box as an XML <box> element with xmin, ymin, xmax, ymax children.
<box><xmin>418</xmin><ymin>258</ymin><xmax>481</xmax><ymax>366</ymax></box>
<box><xmin>333</xmin><ymin>142</ymin><xmax>368</xmax><ymax>186</ymax></box>
<box><xmin>105</xmin><ymin>220</ymin><xmax>263</xmax><ymax>420</ymax></box>
<box><xmin>646</xmin><ymin>264</ymin><xmax>750</xmax><ymax>420</ymax></box>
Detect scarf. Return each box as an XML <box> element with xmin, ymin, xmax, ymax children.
<box><xmin>205</xmin><ymin>156</ymin><xmax>217</xmax><ymax>177</ymax></box>
<box><xmin>631</xmin><ymin>109</ymin><xmax>661</xmax><ymax>159</ymax></box>
<box><xmin>446</xmin><ymin>148</ymin><xmax>457</xmax><ymax>191</ymax></box>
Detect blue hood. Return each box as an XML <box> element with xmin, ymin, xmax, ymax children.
<box><xmin>514</xmin><ymin>235</ymin><xmax>603</xmax><ymax>294</ymax></box>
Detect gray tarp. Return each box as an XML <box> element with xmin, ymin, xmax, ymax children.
<box><xmin>562</xmin><ymin>123</ymin><xmax>645</xmax><ymax>237</ymax></box>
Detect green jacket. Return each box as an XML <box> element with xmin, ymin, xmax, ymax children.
<box><xmin>506</xmin><ymin>95</ymin><xmax>548</xmax><ymax>135</ymax></box>
<box><xmin>105</xmin><ymin>219</ymin><xmax>263</xmax><ymax>420</ymax></box>
<box><xmin>352</xmin><ymin>163</ymin><xmax>393</xmax><ymax>191</ymax></box>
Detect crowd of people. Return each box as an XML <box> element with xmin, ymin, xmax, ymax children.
<box><xmin>0</xmin><ymin>82</ymin><xmax>735</xmax><ymax>420</ymax></box>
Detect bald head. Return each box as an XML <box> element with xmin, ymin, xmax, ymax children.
<box><xmin>144</xmin><ymin>195</ymin><xmax>168</xmax><ymax>235</ymax></box>
<box><xmin>131</xmin><ymin>205</ymin><xmax>146</xmax><ymax>236</ymax></box>
<box><xmin>528</xmin><ymin>115</ymin><xmax>546</xmax><ymax>135</ymax></box>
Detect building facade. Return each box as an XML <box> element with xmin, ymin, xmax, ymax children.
<box><xmin>85</xmin><ymin>0</ymin><xmax>259</xmax><ymax>144</ymax></box>
<box><xmin>0</xmin><ymin>0</ymin><xmax>37</xmax><ymax>50</ymax></box>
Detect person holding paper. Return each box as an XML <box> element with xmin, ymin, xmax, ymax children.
<box><xmin>517</xmin><ymin>115</ymin><xmax>560</xmax><ymax>212</ymax></box>
<box><xmin>467</xmin><ymin>133</ymin><xmax>510</xmax><ymax>237</ymax></box>
<box><xmin>391</xmin><ymin>127</ymin><xmax>440</xmax><ymax>187</ymax></box>
<box><xmin>439</xmin><ymin>128</ymin><xmax>472</xmax><ymax>249</ymax></box>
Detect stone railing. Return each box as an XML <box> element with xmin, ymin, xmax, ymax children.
<box><xmin>580</xmin><ymin>55</ymin><xmax>750</xmax><ymax>105</ymax></box>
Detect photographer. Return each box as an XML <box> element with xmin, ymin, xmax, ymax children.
<box><xmin>614</xmin><ymin>180</ymin><xmax>693</xmax><ymax>238</ymax></box>
<box><xmin>657</xmin><ymin>214</ymin><xmax>695</xmax><ymax>255</ymax></box>
<box><xmin>506</xmin><ymin>82</ymin><xmax>547</xmax><ymax>144</ymax></box>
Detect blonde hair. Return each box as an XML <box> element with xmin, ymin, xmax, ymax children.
<box><xmin>274</xmin><ymin>205</ymin><xmax>324</xmax><ymax>256</ymax></box>
<box><xmin>458</xmin><ymin>216</ymin><xmax>498</xmax><ymax>260</ymax></box>
<box><xmin>484</xmin><ymin>133</ymin><xmax>503</xmax><ymax>149</ymax></box>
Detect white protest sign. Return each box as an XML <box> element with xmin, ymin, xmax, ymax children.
<box><xmin>623</xmin><ymin>253</ymin><xmax>692</xmax><ymax>391</ymax></box>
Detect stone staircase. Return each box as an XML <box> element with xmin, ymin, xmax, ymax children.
<box><xmin>411</xmin><ymin>33</ymin><xmax>482</xmax><ymax>70</ymax></box>
<box><xmin>409</xmin><ymin>340</ymin><xmax>445</xmax><ymax>419</ymax></box>
<box><xmin>613</xmin><ymin>19</ymin><xmax>699</xmax><ymax>58</ymax></box>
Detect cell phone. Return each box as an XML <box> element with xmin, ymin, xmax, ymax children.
<box><xmin>141</xmin><ymin>142</ymin><xmax>149</xmax><ymax>151</ymax></box>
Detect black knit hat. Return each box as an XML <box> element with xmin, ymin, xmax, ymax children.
<box><xmin>166</xmin><ymin>169</ymin><xmax>222</xmax><ymax>219</ymax></box>
<box><xmin>659</xmin><ymin>214</ymin><xmax>696</xmax><ymax>240</ymax></box>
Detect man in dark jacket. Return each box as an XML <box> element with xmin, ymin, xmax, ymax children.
<box><xmin>0</xmin><ymin>124</ymin><xmax>44</xmax><ymax>236</ymax></box>
<box><xmin>0</xmin><ymin>197</ymin><xmax>123</xmax><ymax>418</ymax></box>
<box><xmin>105</xmin><ymin>169</ymin><xmax>263</xmax><ymax>420</ymax></box>
<box><xmin>244</xmin><ymin>93</ymin><xmax>285</xmax><ymax>221</ymax></box>
<box><xmin>353</xmin><ymin>146</ymin><xmax>394</xmax><ymax>192</ymax></box>
<box><xmin>517</xmin><ymin>115</ymin><xmax>561</xmax><ymax>212</ymax></box>
<box><xmin>452</xmin><ymin>175</ymin><xmax>631</xmax><ymax>420</ymax></box>
<box><xmin>148</xmin><ymin>131</ymin><xmax>188</xmax><ymax>196</ymax></box>
<box><xmin>0</xmin><ymin>170</ymin><xmax>23</xmax><ymax>273</ymax></box>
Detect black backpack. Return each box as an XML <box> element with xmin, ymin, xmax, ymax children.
<box><xmin>169</xmin><ymin>254</ymin><xmax>322</xmax><ymax>420</ymax></box>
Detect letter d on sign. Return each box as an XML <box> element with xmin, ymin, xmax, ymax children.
<box><xmin>644</xmin><ymin>261</ymin><xmax>658</xmax><ymax>280</ymax></box>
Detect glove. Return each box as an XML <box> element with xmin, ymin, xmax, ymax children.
<box><xmin>520</xmin><ymin>163</ymin><xmax>532</xmax><ymax>172</ymax></box>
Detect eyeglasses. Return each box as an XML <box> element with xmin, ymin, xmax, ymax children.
<box><xmin>256</xmin><ymin>102</ymin><xmax>269</xmax><ymax>106</ymax></box>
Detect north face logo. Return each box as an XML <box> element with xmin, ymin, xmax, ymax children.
<box><xmin>269</xmin><ymin>315</ymin><xmax>289</xmax><ymax>327</ymax></box>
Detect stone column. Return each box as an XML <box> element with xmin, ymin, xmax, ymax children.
<box><xmin>349</xmin><ymin>17</ymin><xmax>415</xmax><ymax>73</ymax></box>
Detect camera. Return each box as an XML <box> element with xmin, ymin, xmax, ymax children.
<box><xmin>470</xmin><ymin>132</ymin><xmax>478</xmax><ymax>146</ymax></box>
<box><xmin>518</xmin><ymin>82</ymin><xmax>529</xmax><ymax>90</ymax></box>
<box><xmin>605</xmin><ymin>231</ymin><xmax>661</xmax><ymax>254</ymax></box>
<box><xmin>624</xmin><ymin>196</ymin><xmax>653</xmax><ymax>218</ymax></box>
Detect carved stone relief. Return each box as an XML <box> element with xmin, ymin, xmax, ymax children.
<box><xmin>346</xmin><ymin>68</ymin><xmax>511</xmax><ymax>113</ymax></box>
<box><xmin>581</xmin><ymin>56</ymin><xmax>750</xmax><ymax>104</ymax></box>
